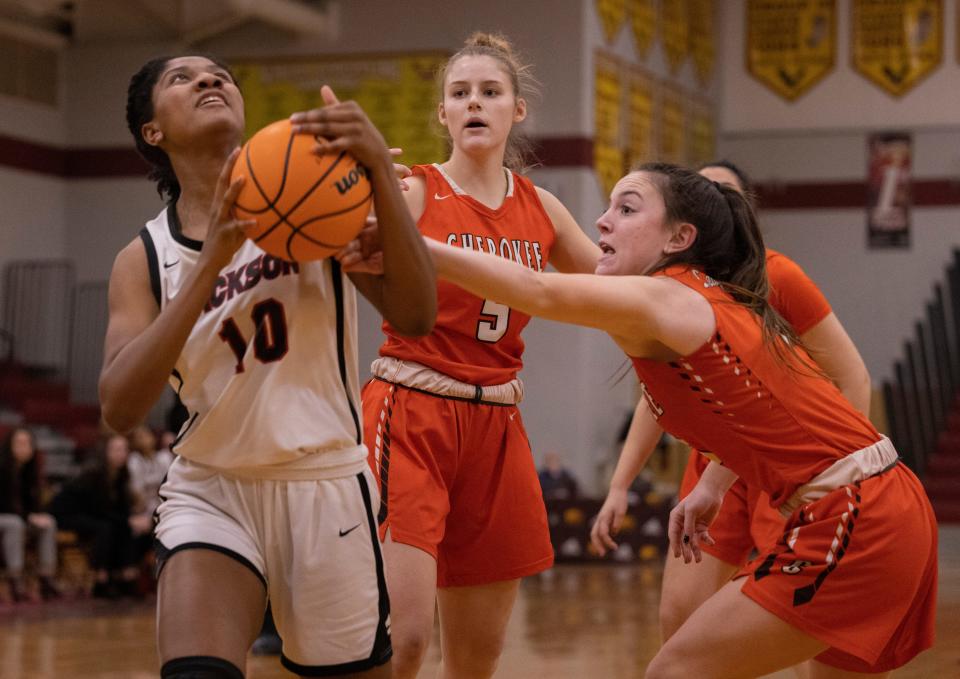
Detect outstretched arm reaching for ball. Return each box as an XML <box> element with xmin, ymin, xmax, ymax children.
<box><xmin>99</xmin><ymin>151</ymin><xmax>255</xmax><ymax>433</ymax></box>
<box><xmin>291</xmin><ymin>87</ymin><xmax>436</xmax><ymax>337</ymax></box>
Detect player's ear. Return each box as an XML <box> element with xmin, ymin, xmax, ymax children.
<box><xmin>437</xmin><ymin>101</ymin><xmax>447</xmax><ymax>127</ymax></box>
<box><xmin>513</xmin><ymin>97</ymin><xmax>527</xmax><ymax>124</ymax></box>
<box><xmin>141</xmin><ymin>121</ymin><xmax>163</xmax><ymax>147</ymax></box>
<box><xmin>664</xmin><ymin>222</ymin><xmax>697</xmax><ymax>254</ymax></box>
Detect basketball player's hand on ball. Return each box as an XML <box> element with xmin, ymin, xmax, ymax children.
<box><xmin>201</xmin><ymin>148</ymin><xmax>256</xmax><ymax>272</ymax></box>
<box><xmin>289</xmin><ymin>86</ymin><xmax>392</xmax><ymax>174</ymax></box>
<box><xmin>590</xmin><ymin>488</ymin><xmax>629</xmax><ymax>556</ymax></box>
<box><xmin>335</xmin><ymin>215</ymin><xmax>384</xmax><ymax>274</ymax></box>
<box><xmin>668</xmin><ymin>484</ymin><xmax>720</xmax><ymax>564</ymax></box>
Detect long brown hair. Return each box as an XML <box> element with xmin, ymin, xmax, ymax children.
<box><xmin>635</xmin><ymin>162</ymin><xmax>810</xmax><ymax>369</ymax></box>
<box><xmin>437</xmin><ymin>32</ymin><xmax>538</xmax><ymax>171</ymax></box>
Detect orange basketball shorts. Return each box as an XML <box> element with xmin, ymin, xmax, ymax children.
<box><xmin>737</xmin><ymin>463</ymin><xmax>937</xmax><ymax>672</ymax></box>
<box><xmin>361</xmin><ymin>377</ymin><xmax>554</xmax><ymax>587</ymax></box>
<box><xmin>680</xmin><ymin>450</ymin><xmax>785</xmax><ymax>566</ymax></box>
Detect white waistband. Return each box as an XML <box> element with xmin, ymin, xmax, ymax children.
<box><xmin>370</xmin><ymin>357</ymin><xmax>524</xmax><ymax>405</ymax></box>
<box><xmin>778</xmin><ymin>436</ymin><xmax>899</xmax><ymax>517</ymax></box>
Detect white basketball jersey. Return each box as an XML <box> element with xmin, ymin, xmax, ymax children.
<box><xmin>140</xmin><ymin>205</ymin><xmax>366</xmax><ymax>478</ymax></box>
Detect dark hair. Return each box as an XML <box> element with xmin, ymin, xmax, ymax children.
<box><xmin>438</xmin><ymin>32</ymin><xmax>538</xmax><ymax>171</ymax></box>
<box><xmin>635</xmin><ymin>162</ymin><xmax>804</xmax><ymax>366</ymax></box>
<box><xmin>126</xmin><ymin>54</ymin><xmax>237</xmax><ymax>202</ymax></box>
<box><xmin>0</xmin><ymin>427</ymin><xmax>42</xmax><ymax>514</ymax></box>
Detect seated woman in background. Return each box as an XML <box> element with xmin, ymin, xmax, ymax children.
<box><xmin>128</xmin><ymin>425</ymin><xmax>174</xmax><ymax>517</ymax></box>
<box><xmin>50</xmin><ymin>433</ymin><xmax>152</xmax><ymax>598</ymax></box>
<box><xmin>0</xmin><ymin>427</ymin><xmax>60</xmax><ymax>602</ymax></box>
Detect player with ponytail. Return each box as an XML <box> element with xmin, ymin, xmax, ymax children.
<box><xmin>424</xmin><ymin>163</ymin><xmax>936</xmax><ymax>678</ymax></box>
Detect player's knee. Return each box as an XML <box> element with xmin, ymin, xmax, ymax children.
<box><xmin>444</xmin><ymin>633</ymin><xmax>506</xmax><ymax>677</ymax></box>
<box><xmin>160</xmin><ymin>655</ymin><xmax>244</xmax><ymax>679</ymax></box>
<box><xmin>644</xmin><ymin>649</ymin><xmax>687</xmax><ymax>679</ymax></box>
<box><xmin>657</xmin><ymin>593</ymin><xmax>688</xmax><ymax>643</ymax></box>
<box><xmin>390</xmin><ymin>631</ymin><xmax>431</xmax><ymax>670</ymax></box>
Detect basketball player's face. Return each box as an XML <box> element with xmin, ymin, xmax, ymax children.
<box><xmin>439</xmin><ymin>55</ymin><xmax>526</xmax><ymax>156</ymax></box>
<box><xmin>698</xmin><ymin>166</ymin><xmax>745</xmax><ymax>195</ymax></box>
<box><xmin>146</xmin><ymin>56</ymin><xmax>244</xmax><ymax>150</ymax></box>
<box><xmin>595</xmin><ymin>172</ymin><xmax>674</xmax><ymax>276</ymax></box>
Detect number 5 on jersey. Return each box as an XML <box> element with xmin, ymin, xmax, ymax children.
<box><xmin>476</xmin><ymin>299</ymin><xmax>510</xmax><ymax>343</ymax></box>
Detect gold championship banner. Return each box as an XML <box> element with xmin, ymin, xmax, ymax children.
<box><xmin>688</xmin><ymin>97</ymin><xmax>715</xmax><ymax>167</ymax></box>
<box><xmin>661</xmin><ymin>0</ymin><xmax>691</xmax><ymax>73</ymax></box>
<box><xmin>658</xmin><ymin>81</ymin><xmax>687</xmax><ymax>164</ymax></box>
<box><xmin>597</xmin><ymin>0</ymin><xmax>628</xmax><ymax>43</ymax></box>
<box><xmin>689</xmin><ymin>0</ymin><xmax>716</xmax><ymax>86</ymax></box>
<box><xmin>626</xmin><ymin>65</ymin><xmax>656</xmax><ymax>171</ymax></box>
<box><xmin>852</xmin><ymin>0</ymin><xmax>942</xmax><ymax>97</ymax></box>
<box><xmin>628</xmin><ymin>0</ymin><xmax>657</xmax><ymax>57</ymax></box>
<box><xmin>232</xmin><ymin>53</ymin><xmax>448</xmax><ymax>166</ymax></box>
<box><xmin>747</xmin><ymin>0</ymin><xmax>836</xmax><ymax>101</ymax></box>
<box><xmin>595</xmin><ymin>51</ymin><xmax>624</xmax><ymax>197</ymax></box>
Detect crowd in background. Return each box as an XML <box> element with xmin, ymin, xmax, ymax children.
<box><xmin>0</xmin><ymin>424</ymin><xmax>175</xmax><ymax>604</ymax></box>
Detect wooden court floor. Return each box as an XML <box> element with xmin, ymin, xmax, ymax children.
<box><xmin>2</xmin><ymin>526</ymin><xmax>958</xmax><ymax>678</ymax></box>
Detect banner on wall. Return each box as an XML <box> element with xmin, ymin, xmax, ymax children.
<box><xmin>626</xmin><ymin>66</ymin><xmax>655</xmax><ymax>171</ymax></box>
<box><xmin>594</xmin><ymin>51</ymin><xmax>624</xmax><ymax>197</ymax></box>
<box><xmin>688</xmin><ymin>97</ymin><xmax>715</xmax><ymax>167</ymax></box>
<box><xmin>628</xmin><ymin>0</ymin><xmax>657</xmax><ymax>57</ymax></box>
<box><xmin>852</xmin><ymin>0</ymin><xmax>942</xmax><ymax>97</ymax></box>
<box><xmin>658</xmin><ymin>81</ymin><xmax>686</xmax><ymax>165</ymax></box>
<box><xmin>232</xmin><ymin>53</ymin><xmax>448</xmax><ymax>167</ymax></box>
<box><xmin>661</xmin><ymin>0</ymin><xmax>690</xmax><ymax>73</ymax></box>
<box><xmin>746</xmin><ymin>0</ymin><xmax>836</xmax><ymax>101</ymax></box>
<box><xmin>597</xmin><ymin>0</ymin><xmax>628</xmax><ymax>44</ymax></box>
<box><xmin>867</xmin><ymin>132</ymin><xmax>912</xmax><ymax>249</ymax></box>
<box><xmin>689</xmin><ymin>0</ymin><xmax>716</xmax><ymax>86</ymax></box>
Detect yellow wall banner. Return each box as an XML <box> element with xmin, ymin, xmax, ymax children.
<box><xmin>597</xmin><ymin>0</ymin><xmax>628</xmax><ymax>44</ymax></box>
<box><xmin>658</xmin><ymin>81</ymin><xmax>686</xmax><ymax>164</ymax></box>
<box><xmin>688</xmin><ymin>97</ymin><xmax>715</xmax><ymax>167</ymax></box>
<box><xmin>628</xmin><ymin>0</ymin><xmax>657</xmax><ymax>57</ymax></box>
<box><xmin>595</xmin><ymin>51</ymin><xmax>624</xmax><ymax>197</ymax></box>
<box><xmin>661</xmin><ymin>0</ymin><xmax>691</xmax><ymax>73</ymax></box>
<box><xmin>747</xmin><ymin>0</ymin><xmax>836</xmax><ymax>101</ymax></box>
<box><xmin>852</xmin><ymin>0</ymin><xmax>942</xmax><ymax>97</ymax></box>
<box><xmin>232</xmin><ymin>53</ymin><xmax>448</xmax><ymax>166</ymax></box>
<box><xmin>689</xmin><ymin>0</ymin><xmax>715</xmax><ymax>86</ymax></box>
<box><xmin>626</xmin><ymin>66</ymin><xmax>656</xmax><ymax>171</ymax></box>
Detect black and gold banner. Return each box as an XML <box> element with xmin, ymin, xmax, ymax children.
<box><xmin>628</xmin><ymin>0</ymin><xmax>657</xmax><ymax>57</ymax></box>
<box><xmin>233</xmin><ymin>53</ymin><xmax>448</xmax><ymax>166</ymax></box>
<box><xmin>747</xmin><ymin>0</ymin><xmax>836</xmax><ymax>101</ymax></box>
<box><xmin>595</xmin><ymin>51</ymin><xmax>625</xmax><ymax>197</ymax></box>
<box><xmin>689</xmin><ymin>0</ymin><xmax>716</xmax><ymax>86</ymax></box>
<box><xmin>661</xmin><ymin>0</ymin><xmax>691</xmax><ymax>73</ymax></box>
<box><xmin>852</xmin><ymin>0</ymin><xmax>942</xmax><ymax>97</ymax></box>
<box><xmin>597</xmin><ymin>0</ymin><xmax>628</xmax><ymax>44</ymax></box>
<box><xmin>658</xmin><ymin>82</ymin><xmax>686</xmax><ymax>164</ymax></box>
<box><xmin>626</xmin><ymin>66</ymin><xmax>656</xmax><ymax>170</ymax></box>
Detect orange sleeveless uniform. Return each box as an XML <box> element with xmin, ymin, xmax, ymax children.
<box><xmin>679</xmin><ymin>250</ymin><xmax>833</xmax><ymax>564</ymax></box>
<box><xmin>634</xmin><ymin>266</ymin><xmax>936</xmax><ymax>673</ymax></box>
<box><xmin>361</xmin><ymin>164</ymin><xmax>556</xmax><ymax>586</ymax></box>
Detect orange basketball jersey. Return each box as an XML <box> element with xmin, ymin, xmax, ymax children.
<box><xmin>766</xmin><ymin>249</ymin><xmax>831</xmax><ymax>335</ymax></box>
<box><xmin>632</xmin><ymin>266</ymin><xmax>880</xmax><ymax>508</ymax></box>
<box><xmin>379</xmin><ymin>163</ymin><xmax>556</xmax><ymax>385</ymax></box>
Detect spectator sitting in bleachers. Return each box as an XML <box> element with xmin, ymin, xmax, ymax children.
<box><xmin>49</xmin><ymin>433</ymin><xmax>152</xmax><ymax>599</ymax></box>
<box><xmin>0</xmin><ymin>427</ymin><xmax>61</xmax><ymax>602</ymax></box>
<box><xmin>538</xmin><ymin>450</ymin><xmax>580</xmax><ymax>501</ymax></box>
<box><xmin>127</xmin><ymin>425</ymin><xmax>174</xmax><ymax>516</ymax></box>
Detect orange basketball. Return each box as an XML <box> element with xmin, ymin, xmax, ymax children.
<box><xmin>231</xmin><ymin>118</ymin><xmax>372</xmax><ymax>262</ymax></box>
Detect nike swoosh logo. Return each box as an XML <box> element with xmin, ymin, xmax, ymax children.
<box><xmin>163</xmin><ymin>260</ymin><xmax>180</xmax><ymax>269</ymax></box>
<box><xmin>434</xmin><ymin>192</ymin><xmax>453</xmax><ymax>200</ymax></box>
<box><xmin>339</xmin><ymin>523</ymin><xmax>361</xmax><ymax>537</ymax></box>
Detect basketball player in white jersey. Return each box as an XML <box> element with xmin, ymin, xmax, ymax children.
<box><xmin>100</xmin><ymin>55</ymin><xmax>436</xmax><ymax>679</ymax></box>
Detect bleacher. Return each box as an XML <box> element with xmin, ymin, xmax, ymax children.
<box><xmin>884</xmin><ymin>248</ymin><xmax>960</xmax><ymax>522</ymax></box>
